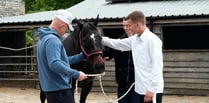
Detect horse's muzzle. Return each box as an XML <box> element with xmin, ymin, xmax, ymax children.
<box><xmin>95</xmin><ymin>62</ymin><xmax>105</xmax><ymax>73</ymax></box>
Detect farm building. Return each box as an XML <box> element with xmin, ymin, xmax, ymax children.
<box><xmin>0</xmin><ymin>0</ymin><xmax>209</xmax><ymax>95</ymax></box>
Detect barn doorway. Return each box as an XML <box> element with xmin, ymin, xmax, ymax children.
<box><xmin>162</xmin><ymin>25</ymin><xmax>209</xmax><ymax>50</ymax></box>
<box><xmin>0</xmin><ymin>31</ymin><xmax>25</xmax><ymax>49</ymax></box>
<box><xmin>0</xmin><ymin>31</ymin><xmax>37</xmax><ymax>88</ymax></box>
<box><xmin>103</xmin><ymin>28</ymin><xmax>125</xmax><ymax>39</ymax></box>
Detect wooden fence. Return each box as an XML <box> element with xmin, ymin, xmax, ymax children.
<box><xmin>0</xmin><ymin>46</ymin><xmax>38</xmax><ymax>88</ymax></box>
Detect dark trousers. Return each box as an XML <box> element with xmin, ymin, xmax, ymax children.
<box><xmin>39</xmin><ymin>85</ymin><xmax>46</xmax><ymax>103</ymax></box>
<box><xmin>40</xmin><ymin>89</ymin><xmax>46</xmax><ymax>103</ymax></box>
<box><xmin>44</xmin><ymin>89</ymin><xmax>75</xmax><ymax>103</ymax></box>
<box><xmin>118</xmin><ymin>85</ymin><xmax>139</xmax><ymax>103</ymax></box>
<box><xmin>135</xmin><ymin>92</ymin><xmax>163</xmax><ymax>103</ymax></box>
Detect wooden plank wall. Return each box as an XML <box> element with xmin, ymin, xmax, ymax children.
<box><xmin>163</xmin><ymin>51</ymin><xmax>209</xmax><ymax>95</ymax></box>
<box><xmin>91</xmin><ymin>59</ymin><xmax>117</xmax><ymax>93</ymax></box>
<box><xmin>91</xmin><ymin>51</ymin><xmax>209</xmax><ymax>96</ymax></box>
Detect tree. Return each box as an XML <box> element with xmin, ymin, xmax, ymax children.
<box><xmin>23</xmin><ymin>0</ymin><xmax>83</xmax><ymax>13</ymax></box>
<box><xmin>23</xmin><ymin>0</ymin><xmax>83</xmax><ymax>46</ymax></box>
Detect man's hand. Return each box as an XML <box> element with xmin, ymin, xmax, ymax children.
<box><xmin>144</xmin><ymin>90</ymin><xmax>154</xmax><ymax>103</ymax></box>
<box><xmin>103</xmin><ymin>56</ymin><xmax>109</xmax><ymax>61</ymax></box>
<box><xmin>78</xmin><ymin>71</ymin><xmax>87</xmax><ymax>81</ymax></box>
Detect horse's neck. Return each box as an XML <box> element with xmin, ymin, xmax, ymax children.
<box><xmin>63</xmin><ymin>35</ymin><xmax>81</xmax><ymax>56</ymax></box>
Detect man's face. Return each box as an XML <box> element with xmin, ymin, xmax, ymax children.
<box><xmin>123</xmin><ymin>20</ymin><xmax>133</xmax><ymax>37</ymax></box>
<box><xmin>60</xmin><ymin>23</ymin><xmax>69</xmax><ymax>35</ymax></box>
<box><xmin>125</xmin><ymin>19</ymin><xmax>139</xmax><ymax>35</ymax></box>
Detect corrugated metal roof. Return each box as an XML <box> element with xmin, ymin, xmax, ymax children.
<box><xmin>0</xmin><ymin>0</ymin><xmax>209</xmax><ymax>24</ymax></box>
<box><xmin>68</xmin><ymin>0</ymin><xmax>209</xmax><ymax>19</ymax></box>
<box><xmin>0</xmin><ymin>10</ymin><xmax>56</xmax><ymax>24</ymax></box>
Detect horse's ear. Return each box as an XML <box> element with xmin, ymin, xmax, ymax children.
<box><xmin>93</xmin><ymin>14</ymin><xmax>99</xmax><ymax>26</ymax></box>
<box><xmin>75</xmin><ymin>19</ymin><xmax>83</xmax><ymax>29</ymax></box>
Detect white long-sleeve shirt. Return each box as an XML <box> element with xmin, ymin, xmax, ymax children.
<box><xmin>102</xmin><ymin>28</ymin><xmax>164</xmax><ymax>94</ymax></box>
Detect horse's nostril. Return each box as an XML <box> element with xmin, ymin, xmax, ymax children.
<box><xmin>95</xmin><ymin>63</ymin><xmax>104</xmax><ymax>69</ymax></box>
<box><xmin>95</xmin><ymin>62</ymin><xmax>105</xmax><ymax>72</ymax></box>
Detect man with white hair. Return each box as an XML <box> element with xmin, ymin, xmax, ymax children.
<box><xmin>37</xmin><ymin>9</ymin><xmax>87</xmax><ymax>103</ymax></box>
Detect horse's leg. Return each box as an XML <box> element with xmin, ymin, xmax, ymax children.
<box><xmin>79</xmin><ymin>81</ymin><xmax>93</xmax><ymax>103</ymax></box>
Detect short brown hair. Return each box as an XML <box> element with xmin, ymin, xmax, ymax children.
<box><xmin>125</xmin><ymin>10</ymin><xmax>146</xmax><ymax>24</ymax></box>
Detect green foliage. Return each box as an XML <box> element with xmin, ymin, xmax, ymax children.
<box><xmin>23</xmin><ymin>0</ymin><xmax>83</xmax><ymax>46</ymax></box>
<box><xmin>23</xmin><ymin>0</ymin><xmax>83</xmax><ymax>13</ymax></box>
<box><xmin>26</xmin><ymin>29</ymin><xmax>33</xmax><ymax>46</ymax></box>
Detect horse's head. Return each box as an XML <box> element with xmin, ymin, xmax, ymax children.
<box><xmin>77</xmin><ymin>17</ymin><xmax>105</xmax><ymax>74</ymax></box>
<box><xmin>63</xmin><ymin>15</ymin><xmax>105</xmax><ymax>74</ymax></box>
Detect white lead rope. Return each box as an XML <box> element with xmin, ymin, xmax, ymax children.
<box><xmin>97</xmin><ymin>75</ymin><xmax>135</xmax><ymax>103</ymax></box>
<box><xmin>86</xmin><ymin>72</ymin><xmax>106</xmax><ymax>77</ymax></box>
<box><xmin>0</xmin><ymin>45</ymin><xmax>37</xmax><ymax>51</ymax></box>
<box><xmin>75</xmin><ymin>72</ymin><xmax>135</xmax><ymax>103</ymax></box>
<box><xmin>75</xmin><ymin>72</ymin><xmax>106</xmax><ymax>103</ymax></box>
<box><xmin>115</xmin><ymin>82</ymin><xmax>135</xmax><ymax>102</ymax></box>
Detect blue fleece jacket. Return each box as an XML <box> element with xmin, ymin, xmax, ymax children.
<box><xmin>37</xmin><ymin>27</ymin><xmax>84</xmax><ymax>92</ymax></box>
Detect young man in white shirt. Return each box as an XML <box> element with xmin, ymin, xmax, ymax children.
<box><xmin>102</xmin><ymin>10</ymin><xmax>164</xmax><ymax>103</ymax></box>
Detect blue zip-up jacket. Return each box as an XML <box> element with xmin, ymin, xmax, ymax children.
<box><xmin>37</xmin><ymin>27</ymin><xmax>84</xmax><ymax>92</ymax></box>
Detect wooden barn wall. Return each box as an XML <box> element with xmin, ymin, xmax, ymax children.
<box><xmin>156</xmin><ymin>17</ymin><xmax>209</xmax><ymax>95</ymax></box>
<box><xmin>91</xmin><ymin>51</ymin><xmax>209</xmax><ymax>95</ymax></box>
<box><xmin>91</xmin><ymin>60</ymin><xmax>117</xmax><ymax>93</ymax></box>
<box><xmin>163</xmin><ymin>51</ymin><xmax>209</xmax><ymax>95</ymax></box>
<box><xmin>91</xmin><ymin>20</ymin><xmax>209</xmax><ymax>95</ymax></box>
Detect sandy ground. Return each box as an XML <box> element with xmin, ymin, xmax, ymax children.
<box><xmin>0</xmin><ymin>87</ymin><xmax>208</xmax><ymax>103</ymax></box>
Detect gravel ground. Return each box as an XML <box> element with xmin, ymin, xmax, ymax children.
<box><xmin>0</xmin><ymin>87</ymin><xmax>208</xmax><ymax>103</ymax></box>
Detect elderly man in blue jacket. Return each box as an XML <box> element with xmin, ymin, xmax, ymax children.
<box><xmin>37</xmin><ymin>9</ymin><xmax>87</xmax><ymax>103</ymax></box>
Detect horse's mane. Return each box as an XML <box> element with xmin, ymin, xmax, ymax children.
<box><xmin>62</xmin><ymin>25</ymin><xmax>80</xmax><ymax>56</ymax></box>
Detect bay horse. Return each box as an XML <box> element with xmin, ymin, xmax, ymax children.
<box><xmin>63</xmin><ymin>16</ymin><xmax>105</xmax><ymax>103</ymax></box>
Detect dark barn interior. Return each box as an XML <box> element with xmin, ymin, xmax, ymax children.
<box><xmin>162</xmin><ymin>25</ymin><xmax>209</xmax><ymax>50</ymax></box>
<box><xmin>0</xmin><ymin>31</ymin><xmax>37</xmax><ymax>87</ymax></box>
<box><xmin>103</xmin><ymin>28</ymin><xmax>125</xmax><ymax>39</ymax></box>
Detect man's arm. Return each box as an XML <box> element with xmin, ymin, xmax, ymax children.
<box><xmin>45</xmin><ymin>38</ymin><xmax>80</xmax><ymax>79</ymax></box>
<box><xmin>102</xmin><ymin>37</ymin><xmax>132</xmax><ymax>51</ymax></box>
<box><xmin>148</xmin><ymin>37</ymin><xmax>163</xmax><ymax>93</ymax></box>
<box><xmin>68</xmin><ymin>53</ymin><xmax>84</xmax><ymax>65</ymax></box>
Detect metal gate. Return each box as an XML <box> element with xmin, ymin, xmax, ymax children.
<box><xmin>0</xmin><ymin>45</ymin><xmax>38</xmax><ymax>88</ymax></box>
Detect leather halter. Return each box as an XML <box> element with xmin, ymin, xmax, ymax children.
<box><xmin>79</xmin><ymin>32</ymin><xmax>103</xmax><ymax>59</ymax></box>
